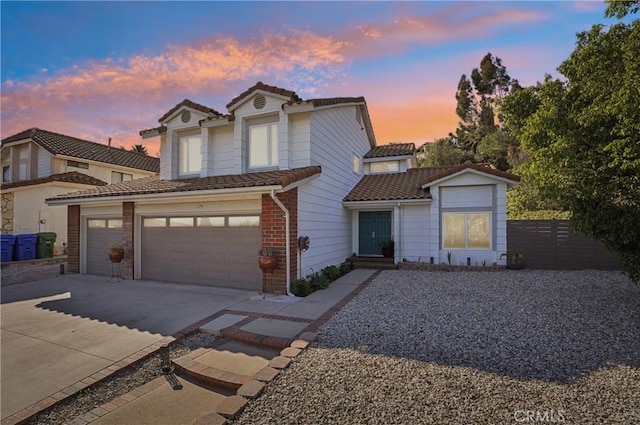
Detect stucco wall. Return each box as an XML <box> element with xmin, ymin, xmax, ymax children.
<box><xmin>1</xmin><ymin>192</ymin><xmax>14</xmax><ymax>234</ymax></box>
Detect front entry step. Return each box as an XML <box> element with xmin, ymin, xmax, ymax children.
<box><xmin>173</xmin><ymin>340</ymin><xmax>280</xmax><ymax>390</ymax></box>
<box><xmin>350</xmin><ymin>255</ymin><xmax>398</xmax><ymax>270</ymax></box>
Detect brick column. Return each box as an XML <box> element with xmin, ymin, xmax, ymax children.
<box><xmin>261</xmin><ymin>189</ymin><xmax>298</xmax><ymax>294</ymax></box>
<box><xmin>67</xmin><ymin>205</ymin><xmax>80</xmax><ymax>273</ymax></box>
<box><xmin>122</xmin><ymin>202</ymin><xmax>135</xmax><ymax>279</ymax></box>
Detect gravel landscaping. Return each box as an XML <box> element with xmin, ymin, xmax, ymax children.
<box><xmin>234</xmin><ymin>270</ymin><xmax>640</xmax><ymax>424</ymax></box>
<box><xmin>1</xmin><ymin>259</ymin><xmax>65</xmax><ymax>286</ymax></box>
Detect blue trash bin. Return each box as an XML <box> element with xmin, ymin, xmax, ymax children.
<box><xmin>1</xmin><ymin>234</ymin><xmax>16</xmax><ymax>262</ymax></box>
<box><xmin>14</xmin><ymin>234</ymin><xmax>37</xmax><ymax>261</ymax></box>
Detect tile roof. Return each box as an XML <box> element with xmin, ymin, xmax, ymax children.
<box><xmin>1</xmin><ymin>171</ymin><xmax>107</xmax><ymax>191</ymax></box>
<box><xmin>139</xmin><ymin>126</ymin><xmax>167</xmax><ymax>137</ymax></box>
<box><xmin>420</xmin><ymin>163</ymin><xmax>520</xmax><ymax>186</ymax></box>
<box><xmin>227</xmin><ymin>81</ymin><xmax>301</xmax><ymax>109</ymax></box>
<box><xmin>343</xmin><ymin>168</ymin><xmax>437</xmax><ymax>202</ymax></box>
<box><xmin>46</xmin><ymin>166</ymin><xmax>322</xmax><ymax>202</ymax></box>
<box><xmin>1</xmin><ymin>128</ymin><xmax>160</xmax><ymax>173</ymax></box>
<box><xmin>344</xmin><ymin>164</ymin><xmax>520</xmax><ymax>203</ymax></box>
<box><xmin>157</xmin><ymin>99</ymin><xmax>221</xmax><ymax>122</ymax></box>
<box><xmin>364</xmin><ymin>143</ymin><xmax>416</xmax><ymax>159</ymax></box>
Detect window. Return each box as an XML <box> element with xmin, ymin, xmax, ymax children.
<box><xmin>370</xmin><ymin>161</ymin><xmax>399</xmax><ymax>173</ymax></box>
<box><xmin>18</xmin><ymin>145</ymin><xmax>29</xmax><ymax>180</ymax></box>
<box><xmin>228</xmin><ymin>216</ymin><xmax>260</xmax><ymax>227</ymax></box>
<box><xmin>352</xmin><ymin>155</ymin><xmax>360</xmax><ymax>174</ymax></box>
<box><xmin>197</xmin><ymin>217</ymin><xmax>225</xmax><ymax>227</ymax></box>
<box><xmin>443</xmin><ymin>212</ymin><xmax>491</xmax><ymax>249</ymax></box>
<box><xmin>107</xmin><ymin>219</ymin><xmax>123</xmax><ymax>228</ymax></box>
<box><xmin>179</xmin><ymin>135</ymin><xmax>201</xmax><ymax>176</ymax></box>
<box><xmin>169</xmin><ymin>217</ymin><xmax>194</xmax><ymax>227</ymax></box>
<box><xmin>88</xmin><ymin>219</ymin><xmax>106</xmax><ymax>228</ymax></box>
<box><xmin>67</xmin><ymin>160</ymin><xmax>89</xmax><ymax>169</ymax></box>
<box><xmin>143</xmin><ymin>218</ymin><xmax>167</xmax><ymax>228</ymax></box>
<box><xmin>249</xmin><ymin>123</ymin><xmax>278</xmax><ymax>168</ymax></box>
<box><xmin>111</xmin><ymin>171</ymin><xmax>133</xmax><ymax>183</ymax></box>
<box><xmin>2</xmin><ymin>166</ymin><xmax>10</xmax><ymax>182</ymax></box>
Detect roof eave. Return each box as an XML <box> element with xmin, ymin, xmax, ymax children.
<box><xmin>45</xmin><ymin>184</ymin><xmax>285</xmax><ymax>206</ymax></box>
<box><xmin>421</xmin><ymin>168</ymin><xmax>521</xmax><ymax>189</ymax></box>
<box><xmin>342</xmin><ymin>198</ymin><xmax>431</xmax><ymax>209</ymax></box>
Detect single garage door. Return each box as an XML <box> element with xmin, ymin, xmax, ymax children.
<box><xmin>86</xmin><ymin>218</ymin><xmax>123</xmax><ymax>276</ymax></box>
<box><xmin>141</xmin><ymin>215</ymin><xmax>261</xmax><ymax>290</ymax></box>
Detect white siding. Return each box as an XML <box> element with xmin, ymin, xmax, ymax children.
<box><xmin>441</xmin><ymin>185</ymin><xmax>492</xmax><ymax>208</ymax></box>
<box><xmin>298</xmin><ymin>106</ymin><xmax>371</xmax><ymax>276</ymax></box>
<box><xmin>289</xmin><ymin>113</ymin><xmax>311</xmax><ymax>169</ymax></box>
<box><xmin>37</xmin><ymin>146</ymin><xmax>52</xmax><ymax>178</ymax></box>
<box><xmin>399</xmin><ymin>204</ymin><xmax>430</xmax><ymax>262</ymax></box>
<box><xmin>209</xmin><ymin>125</ymin><xmax>235</xmax><ymax>176</ymax></box>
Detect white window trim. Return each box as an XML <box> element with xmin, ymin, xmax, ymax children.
<box><xmin>442</xmin><ymin>211</ymin><xmax>492</xmax><ymax>250</ymax></box>
<box><xmin>248</xmin><ymin>123</ymin><xmax>278</xmax><ymax>170</ymax></box>
<box><xmin>370</xmin><ymin>160</ymin><xmax>399</xmax><ymax>174</ymax></box>
<box><xmin>178</xmin><ymin>134</ymin><xmax>202</xmax><ymax>177</ymax></box>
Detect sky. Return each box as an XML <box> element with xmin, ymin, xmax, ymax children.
<box><xmin>0</xmin><ymin>1</ymin><xmax>622</xmax><ymax>156</ymax></box>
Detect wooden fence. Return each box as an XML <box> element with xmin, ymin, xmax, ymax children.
<box><xmin>506</xmin><ymin>220</ymin><xmax>621</xmax><ymax>270</ymax></box>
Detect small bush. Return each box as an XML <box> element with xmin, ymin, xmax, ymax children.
<box><xmin>322</xmin><ymin>265</ymin><xmax>342</xmax><ymax>281</ymax></box>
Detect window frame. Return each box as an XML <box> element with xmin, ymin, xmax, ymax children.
<box><xmin>178</xmin><ymin>134</ymin><xmax>202</xmax><ymax>177</ymax></box>
<box><xmin>442</xmin><ymin>211</ymin><xmax>492</xmax><ymax>250</ymax></box>
<box><xmin>248</xmin><ymin>123</ymin><xmax>279</xmax><ymax>169</ymax></box>
<box><xmin>370</xmin><ymin>160</ymin><xmax>399</xmax><ymax>173</ymax></box>
<box><xmin>111</xmin><ymin>171</ymin><xmax>133</xmax><ymax>183</ymax></box>
<box><xmin>67</xmin><ymin>160</ymin><xmax>89</xmax><ymax>169</ymax></box>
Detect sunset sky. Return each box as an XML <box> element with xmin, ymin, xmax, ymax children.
<box><xmin>1</xmin><ymin>1</ymin><xmax>617</xmax><ymax>156</ymax></box>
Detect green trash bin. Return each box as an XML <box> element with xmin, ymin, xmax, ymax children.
<box><xmin>36</xmin><ymin>232</ymin><xmax>57</xmax><ymax>259</ymax></box>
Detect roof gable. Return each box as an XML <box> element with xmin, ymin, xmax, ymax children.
<box><xmin>1</xmin><ymin>171</ymin><xmax>107</xmax><ymax>191</ymax></box>
<box><xmin>226</xmin><ymin>82</ymin><xmax>301</xmax><ymax>111</ymax></box>
<box><xmin>157</xmin><ymin>99</ymin><xmax>221</xmax><ymax>123</ymax></box>
<box><xmin>420</xmin><ymin>163</ymin><xmax>520</xmax><ymax>188</ymax></box>
<box><xmin>1</xmin><ymin>128</ymin><xmax>160</xmax><ymax>173</ymax></box>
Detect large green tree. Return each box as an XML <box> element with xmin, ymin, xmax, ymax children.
<box><xmin>452</xmin><ymin>53</ymin><xmax>521</xmax><ymax>170</ymax></box>
<box><xmin>418</xmin><ymin>137</ymin><xmax>471</xmax><ymax>167</ymax></box>
<box><xmin>502</xmin><ymin>15</ymin><xmax>640</xmax><ymax>281</ymax></box>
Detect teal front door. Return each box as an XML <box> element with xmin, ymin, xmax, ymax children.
<box><xmin>359</xmin><ymin>211</ymin><xmax>391</xmax><ymax>255</ymax></box>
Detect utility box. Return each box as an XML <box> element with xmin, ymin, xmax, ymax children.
<box><xmin>14</xmin><ymin>234</ymin><xmax>37</xmax><ymax>261</ymax></box>
<box><xmin>1</xmin><ymin>235</ymin><xmax>16</xmax><ymax>262</ymax></box>
<box><xmin>37</xmin><ymin>232</ymin><xmax>57</xmax><ymax>259</ymax></box>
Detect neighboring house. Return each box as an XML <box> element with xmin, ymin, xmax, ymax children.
<box><xmin>46</xmin><ymin>82</ymin><xmax>518</xmax><ymax>293</ymax></box>
<box><xmin>1</xmin><ymin>128</ymin><xmax>159</xmax><ymax>255</ymax></box>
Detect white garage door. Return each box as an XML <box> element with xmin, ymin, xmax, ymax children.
<box><xmin>86</xmin><ymin>218</ymin><xmax>123</xmax><ymax>276</ymax></box>
<box><xmin>141</xmin><ymin>215</ymin><xmax>262</xmax><ymax>290</ymax></box>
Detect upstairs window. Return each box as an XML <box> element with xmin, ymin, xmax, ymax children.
<box><xmin>2</xmin><ymin>166</ymin><xmax>10</xmax><ymax>182</ymax></box>
<box><xmin>179</xmin><ymin>135</ymin><xmax>201</xmax><ymax>176</ymax></box>
<box><xmin>249</xmin><ymin>123</ymin><xmax>278</xmax><ymax>169</ymax></box>
<box><xmin>18</xmin><ymin>145</ymin><xmax>29</xmax><ymax>180</ymax></box>
<box><xmin>111</xmin><ymin>171</ymin><xmax>133</xmax><ymax>183</ymax></box>
<box><xmin>67</xmin><ymin>160</ymin><xmax>89</xmax><ymax>169</ymax></box>
<box><xmin>370</xmin><ymin>160</ymin><xmax>399</xmax><ymax>173</ymax></box>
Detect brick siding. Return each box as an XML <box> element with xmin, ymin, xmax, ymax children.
<box><xmin>122</xmin><ymin>202</ymin><xmax>135</xmax><ymax>279</ymax></box>
<box><xmin>261</xmin><ymin>189</ymin><xmax>298</xmax><ymax>294</ymax></box>
<box><xmin>67</xmin><ymin>205</ymin><xmax>80</xmax><ymax>273</ymax></box>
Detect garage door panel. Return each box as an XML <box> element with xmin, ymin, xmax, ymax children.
<box><xmin>141</xmin><ymin>216</ymin><xmax>261</xmax><ymax>290</ymax></box>
<box><xmin>86</xmin><ymin>222</ymin><xmax>122</xmax><ymax>276</ymax></box>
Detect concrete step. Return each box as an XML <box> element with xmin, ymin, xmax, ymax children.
<box><xmin>173</xmin><ymin>340</ymin><xmax>280</xmax><ymax>390</ymax></box>
<box><xmin>350</xmin><ymin>256</ymin><xmax>398</xmax><ymax>270</ymax></box>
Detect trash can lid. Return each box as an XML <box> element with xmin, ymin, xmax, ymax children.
<box><xmin>37</xmin><ymin>232</ymin><xmax>57</xmax><ymax>242</ymax></box>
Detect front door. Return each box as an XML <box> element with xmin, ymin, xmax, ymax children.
<box><xmin>358</xmin><ymin>211</ymin><xmax>391</xmax><ymax>256</ymax></box>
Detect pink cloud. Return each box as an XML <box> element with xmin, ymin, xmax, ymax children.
<box><xmin>1</xmin><ymin>5</ymin><xmax>547</xmax><ymax>153</ymax></box>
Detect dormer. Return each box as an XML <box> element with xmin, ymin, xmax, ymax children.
<box><xmin>145</xmin><ymin>99</ymin><xmax>221</xmax><ymax>180</ymax></box>
<box><xmin>362</xmin><ymin>143</ymin><xmax>416</xmax><ymax>174</ymax></box>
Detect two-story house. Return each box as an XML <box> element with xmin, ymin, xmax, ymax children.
<box><xmin>1</xmin><ymin>128</ymin><xmax>159</xmax><ymax>255</ymax></box>
<box><xmin>46</xmin><ymin>82</ymin><xmax>518</xmax><ymax>293</ymax></box>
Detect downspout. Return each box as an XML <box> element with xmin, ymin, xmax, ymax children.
<box><xmin>270</xmin><ymin>190</ymin><xmax>292</xmax><ymax>296</ymax></box>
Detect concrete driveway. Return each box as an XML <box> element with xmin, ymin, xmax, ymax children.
<box><xmin>0</xmin><ymin>274</ymin><xmax>255</xmax><ymax>420</ymax></box>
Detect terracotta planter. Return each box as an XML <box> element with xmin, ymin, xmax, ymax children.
<box><xmin>258</xmin><ymin>255</ymin><xmax>277</xmax><ymax>272</ymax></box>
<box><xmin>382</xmin><ymin>248</ymin><xmax>393</xmax><ymax>258</ymax></box>
<box><xmin>108</xmin><ymin>249</ymin><xmax>124</xmax><ymax>263</ymax></box>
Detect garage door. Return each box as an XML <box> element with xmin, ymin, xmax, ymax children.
<box><xmin>86</xmin><ymin>218</ymin><xmax>123</xmax><ymax>276</ymax></box>
<box><xmin>141</xmin><ymin>215</ymin><xmax>261</xmax><ymax>290</ymax></box>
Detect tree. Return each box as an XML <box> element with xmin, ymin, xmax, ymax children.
<box><xmin>502</xmin><ymin>19</ymin><xmax>640</xmax><ymax>281</ymax></box>
<box><xmin>418</xmin><ymin>137</ymin><xmax>470</xmax><ymax>167</ymax></box>
<box><xmin>605</xmin><ymin>0</ymin><xmax>639</xmax><ymax>18</ymax></box>
<box><xmin>452</xmin><ymin>53</ymin><xmax>521</xmax><ymax>169</ymax></box>
<box><xmin>130</xmin><ymin>144</ymin><xmax>148</xmax><ymax>155</ymax></box>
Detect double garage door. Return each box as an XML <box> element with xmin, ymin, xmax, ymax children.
<box><xmin>86</xmin><ymin>215</ymin><xmax>262</xmax><ymax>290</ymax></box>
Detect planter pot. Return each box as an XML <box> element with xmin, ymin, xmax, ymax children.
<box><xmin>381</xmin><ymin>248</ymin><xmax>393</xmax><ymax>258</ymax></box>
<box><xmin>108</xmin><ymin>249</ymin><xmax>124</xmax><ymax>263</ymax></box>
<box><xmin>258</xmin><ymin>255</ymin><xmax>277</xmax><ymax>272</ymax></box>
<box><xmin>507</xmin><ymin>259</ymin><xmax>524</xmax><ymax>270</ymax></box>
